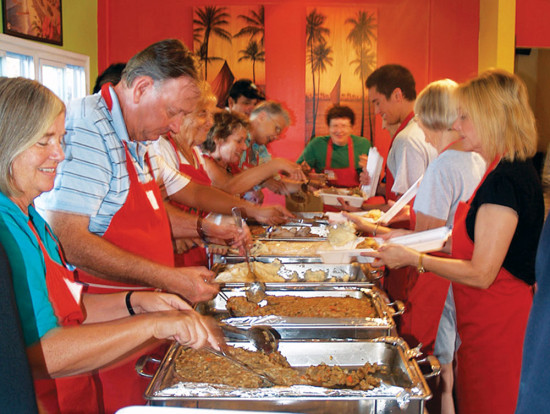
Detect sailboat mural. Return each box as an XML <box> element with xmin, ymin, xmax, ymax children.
<box><xmin>194</xmin><ymin>5</ymin><xmax>265</xmax><ymax>107</ymax></box>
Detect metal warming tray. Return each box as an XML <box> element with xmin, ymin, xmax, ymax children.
<box><xmin>142</xmin><ymin>338</ymin><xmax>438</xmax><ymax>413</ymax></box>
<box><xmin>253</xmin><ymin>225</ymin><xmax>329</xmax><ymax>241</ymax></box>
<box><xmin>212</xmin><ymin>261</ymin><xmax>378</xmax><ymax>283</ymax></box>
<box><xmin>207</xmin><ymin>286</ymin><xmax>403</xmax><ymax>340</ymax></box>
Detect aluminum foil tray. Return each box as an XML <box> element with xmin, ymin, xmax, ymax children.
<box><xmin>205</xmin><ymin>286</ymin><xmax>403</xmax><ymax>340</ymax></box>
<box><xmin>212</xmin><ymin>261</ymin><xmax>371</xmax><ymax>283</ymax></box>
<box><xmin>210</xmin><ymin>255</ymin><xmax>324</xmax><ymax>266</ymax></box>
<box><xmin>144</xmin><ymin>338</ymin><xmax>436</xmax><ymax>414</ymax></box>
<box><xmin>254</xmin><ymin>225</ymin><xmax>329</xmax><ymax>241</ymax></box>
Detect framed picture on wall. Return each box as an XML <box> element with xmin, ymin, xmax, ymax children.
<box><xmin>2</xmin><ymin>0</ymin><xmax>62</xmax><ymax>45</ymax></box>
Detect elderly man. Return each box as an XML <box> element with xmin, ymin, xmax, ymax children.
<box><xmin>39</xmin><ymin>39</ymin><xmax>289</xmax><ymax>301</ymax></box>
<box><xmin>236</xmin><ymin>100</ymin><xmax>305</xmax><ymax>198</ymax></box>
<box><xmin>36</xmin><ymin>39</ymin><xmax>291</xmax><ymax>410</ymax></box>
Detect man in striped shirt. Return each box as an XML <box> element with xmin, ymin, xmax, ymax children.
<box><xmin>37</xmin><ymin>39</ymin><xmax>291</xmax><ymax>303</ymax></box>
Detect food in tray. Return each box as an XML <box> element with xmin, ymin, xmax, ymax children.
<box><xmin>327</xmin><ymin>222</ymin><xmax>357</xmax><ymax>247</ymax></box>
<box><xmin>226</xmin><ymin>295</ymin><xmax>377</xmax><ymax>318</ymax></box>
<box><xmin>214</xmin><ymin>261</ymin><xmax>349</xmax><ymax>283</ymax></box>
<box><xmin>249</xmin><ymin>240</ymin><xmax>331</xmax><ymax>256</ymax></box>
<box><xmin>249</xmin><ymin>226</ymin><xmax>267</xmax><ymax>237</ymax></box>
<box><xmin>303</xmin><ymin>269</ymin><xmax>330</xmax><ymax>282</ymax></box>
<box><xmin>174</xmin><ymin>346</ymin><xmax>384</xmax><ymax>390</ymax></box>
<box><xmin>356</xmin><ymin>237</ymin><xmax>379</xmax><ymax>250</ymax></box>
<box><xmin>215</xmin><ymin>260</ymin><xmax>286</xmax><ymax>283</ymax></box>
<box><xmin>268</xmin><ymin>226</ymin><xmax>313</xmax><ymax>238</ymax></box>
<box><xmin>364</xmin><ymin>209</ymin><xmax>382</xmax><ymax>222</ymax></box>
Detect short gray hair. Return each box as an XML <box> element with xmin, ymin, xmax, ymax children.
<box><xmin>414</xmin><ymin>79</ymin><xmax>458</xmax><ymax>131</ymax></box>
<box><xmin>250</xmin><ymin>100</ymin><xmax>290</xmax><ymax>126</ymax></box>
<box><xmin>122</xmin><ymin>39</ymin><xmax>200</xmax><ymax>87</ymax></box>
<box><xmin>0</xmin><ymin>77</ymin><xmax>65</xmax><ymax>197</ymax></box>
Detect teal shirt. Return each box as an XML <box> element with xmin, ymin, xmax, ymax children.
<box><xmin>0</xmin><ymin>192</ymin><xmax>63</xmax><ymax>345</ymax></box>
<box><xmin>297</xmin><ymin>135</ymin><xmax>371</xmax><ymax>174</ymax></box>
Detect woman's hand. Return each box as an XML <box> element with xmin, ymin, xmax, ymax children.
<box><xmin>338</xmin><ymin>197</ymin><xmax>365</xmax><ymax>212</ymax></box>
<box><xmin>274</xmin><ymin>158</ymin><xmax>307</xmax><ymax>182</ymax></box>
<box><xmin>151</xmin><ymin>310</ymin><xmax>225</xmax><ymax>351</ymax></box>
<box><xmin>358</xmin><ymin>154</ymin><xmax>369</xmax><ymax>169</ymax></box>
<box><xmin>131</xmin><ymin>291</ymin><xmax>193</xmax><ymax>314</ymax></box>
<box><xmin>362</xmin><ymin>243</ymin><xmax>419</xmax><ymax>269</ymax></box>
<box><xmin>342</xmin><ymin>211</ymin><xmax>375</xmax><ymax>232</ymax></box>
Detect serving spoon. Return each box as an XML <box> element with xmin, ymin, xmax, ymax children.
<box><xmin>220</xmin><ymin>324</ymin><xmax>279</xmax><ymax>354</ymax></box>
<box><xmin>231</xmin><ymin>207</ymin><xmax>266</xmax><ymax>303</ymax></box>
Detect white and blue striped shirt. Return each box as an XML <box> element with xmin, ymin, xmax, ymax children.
<box><xmin>36</xmin><ymin>86</ymin><xmax>190</xmax><ymax>236</ymax></box>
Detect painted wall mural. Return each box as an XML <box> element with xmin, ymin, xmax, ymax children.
<box><xmin>306</xmin><ymin>7</ymin><xmax>377</xmax><ymax>144</ymax></box>
<box><xmin>193</xmin><ymin>5</ymin><xmax>266</xmax><ymax>108</ymax></box>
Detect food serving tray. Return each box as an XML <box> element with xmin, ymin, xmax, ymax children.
<box><xmin>255</xmin><ymin>224</ymin><xmax>329</xmax><ymax>242</ymax></box>
<box><xmin>212</xmin><ymin>261</ymin><xmax>373</xmax><ymax>283</ymax></box>
<box><xmin>206</xmin><ymin>286</ymin><xmax>403</xmax><ymax>340</ymax></box>
<box><xmin>143</xmin><ymin>337</ymin><xmax>437</xmax><ymax>414</ymax></box>
<box><xmin>210</xmin><ymin>254</ymin><xmax>323</xmax><ymax>267</ymax></box>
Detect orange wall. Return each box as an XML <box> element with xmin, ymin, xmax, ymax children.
<box><xmin>98</xmin><ymin>0</ymin><xmax>479</xmax><ymax>162</ymax></box>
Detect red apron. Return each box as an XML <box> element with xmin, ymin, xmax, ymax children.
<box><xmin>75</xmin><ymin>84</ymin><xmax>174</xmax><ymax>413</ymax></box>
<box><xmin>398</xmin><ymin>139</ymin><xmax>462</xmax><ymax>354</ymax></box>
<box><xmin>323</xmin><ymin>137</ymin><xmax>360</xmax><ymax>212</ymax></box>
<box><xmin>451</xmin><ymin>158</ymin><xmax>533</xmax><ymax>414</ymax></box>
<box><xmin>381</xmin><ymin>112</ymin><xmax>417</xmax><ymax>302</ymax></box>
<box><xmin>166</xmin><ymin>135</ymin><xmax>211</xmax><ymax>267</ymax></box>
<box><xmin>30</xmin><ymin>223</ymin><xmax>103</xmax><ymax>414</ymax></box>
<box><xmin>324</xmin><ymin>137</ymin><xmax>360</xmax><ymax>188</ymax></box>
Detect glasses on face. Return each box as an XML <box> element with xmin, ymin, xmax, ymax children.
<box><xmin>265</xmin><ymin>112</ymin><xmax>284</xmax><ymax>136</ymax></box>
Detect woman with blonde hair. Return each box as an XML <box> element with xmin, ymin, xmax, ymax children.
<box><xmin>0</xmin><ymin>77</ymin><xmax>222</xmax><ymax>412</ymax></box>
<box><xmin>364</xmin><ymin>69</ymin><xmax>544</xmax><ymax>414</ymax></box>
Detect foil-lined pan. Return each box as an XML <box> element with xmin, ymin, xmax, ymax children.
<box><xmin>212</xmin><ymin>261</ymin><xmax>375</xmax><ymax>283</ymax></box>
<box><xmin>204</xmin><ymin>286</ymin><xmax>403</xmax><ymax>340</ymax></box>
<box><xmin>142</xmin><ymin>337</ymin><xmax>438</xmax><ymax>414</ymax></box>
<box><xmin>254</xmin><ymin>225</ymin><xmax>329</xmax><ymax>241</ymax></box>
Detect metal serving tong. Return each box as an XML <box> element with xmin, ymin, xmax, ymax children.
<box><xmin>231</xmin><ymin>207</ymin><xmax>266</xmax><ymax>303</ymax></box>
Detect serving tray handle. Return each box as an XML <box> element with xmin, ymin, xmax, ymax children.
<box><xmin>135</xmin><ymin>354</ymin><xmax>161</xmax><ymax>378</ymax></box>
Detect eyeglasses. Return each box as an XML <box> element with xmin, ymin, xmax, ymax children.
<box><xmin>265</xmin><ymin>112</ymin><xmax>284</xmax><ymax>136</ymax></box>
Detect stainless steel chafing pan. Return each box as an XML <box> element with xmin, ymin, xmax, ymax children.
<box><xmin>204</xmin><ymin>286</ymin><xmax>403</xmax><ymax>340</ymax></box>
<box><xmin>141</xmin><ymin>337</ymin><xmax>439</xmax><ymax>414</ymax></box>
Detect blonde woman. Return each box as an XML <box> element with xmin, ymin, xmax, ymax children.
<box><xmin>364</xmin><ymin>70</ymin><xmax>544</xmax><ymax>414</ymax></box>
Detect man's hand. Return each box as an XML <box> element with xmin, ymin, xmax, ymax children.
<box><xmin>167</xmin><ymin>266</ymin><xmax>219</xmax><ymax>304</ymax></box>
<box><xmin>247</xmin><ymin>204</ymin><xmax>294</xmax><ymax>226</ymax></box>
<box><xmin>173</xmin><ymin>238</ymin><xmax>202</xmax><ymax>254</ymax></box>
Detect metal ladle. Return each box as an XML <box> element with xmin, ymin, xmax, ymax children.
<box><xmin>231</xmin><ymin>207</ymin><xmax>266</xmax><ymax>303</ymax></box>
<box><xmin>220</xmin><ymin>323</ymin><xmax>280</xmax><ymax>354</ymax></box>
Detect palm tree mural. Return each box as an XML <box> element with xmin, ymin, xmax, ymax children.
<box><xmin>306</xmin><ymin>9</ymin><xmax>330</xmax><ymax>141</ymax></box>
<box><xmin>234</xmin><ymin>5</ymin><xmax>265</xmax><ymax>46</ymax></box>
<box><xmin>238</xmin><ymin>40</ymin><xmax>265</xmax><ymax>83</ymax></box>
<box><xmin>194</xmin><ymin>6</ymin><xmax>232</xmax><ymax>80</ymax></box>
<box><xmin>311</xmin><ymin>41</ymin><xmax>334</xmax><ymax>126</ymax></box>
<box><xmin>346</xmin><ymin>11</ymin><xmax>377</xmax><ymax>138</ymax></box>
<box><xmin>349</xmin><ymin>48</ymin><xmax>376</xmax><ymax>139</ymax></box>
